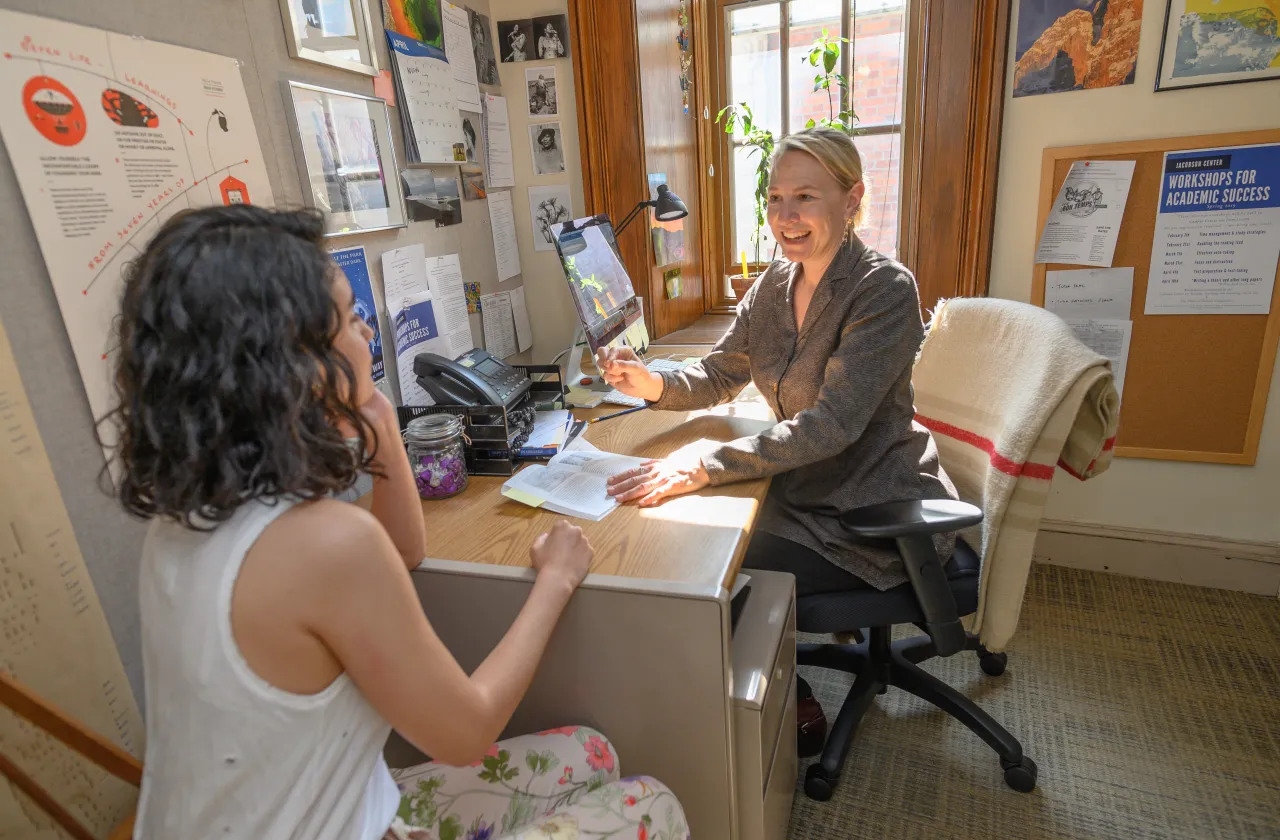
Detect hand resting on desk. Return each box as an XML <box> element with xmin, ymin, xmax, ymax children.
<box><xmin>606</xmin><ymin>451</ymin><xmax>711</xmax><ymax>508</ymax></box>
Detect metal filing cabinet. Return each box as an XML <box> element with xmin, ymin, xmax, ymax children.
<box><xmin>730</xmin><ymin>569</ymin><xmax>797</xmax><ymax>840</ymax></box>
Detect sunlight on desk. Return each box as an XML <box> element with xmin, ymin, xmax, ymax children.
<box><xmin>637</xmin><ymin>493</ymin><xmax>761</xmax><ymax>527</ymax></box>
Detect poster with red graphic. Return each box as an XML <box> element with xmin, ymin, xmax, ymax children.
<box><xmin>0</xmin><ymin>10</ymin><xmax>274</xmax><ymax>440</ymax></box>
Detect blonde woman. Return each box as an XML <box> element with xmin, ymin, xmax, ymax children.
<box><xmin>596</xmin><ymin>127</ymin><xmax>958</xmax><ymax>756</ymax></box>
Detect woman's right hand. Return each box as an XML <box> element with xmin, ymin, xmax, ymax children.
<box><xmin>530</xmin><ymin>521</ymin><xmax>594</xmax><ymax>590</ymax></box>
<box><xmin>594</xmin><ymin>347</ymin><xmax>664</xmax><ymax>402</ymax></box>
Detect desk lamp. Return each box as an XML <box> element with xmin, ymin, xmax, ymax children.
<box><xmin>614</xmin><ymin>184</ymin><xmax>689</xmax><ymax>236</ymax></box>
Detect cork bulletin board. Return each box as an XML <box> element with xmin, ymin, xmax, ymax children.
<box><xmin>1032</xmin><ymin>129</ymin><xmax>1280</xmax><ymax>466</ymax></box>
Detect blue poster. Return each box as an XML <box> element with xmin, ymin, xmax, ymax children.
<box><xmin>1146</xmin><ymin>143</ymin><xmax>1280</xmax><ymax>316</ymax></box>
<box><xmin>393</xmin><ymin>296</ymin><xmax>445</xmax><ymax>406</ymax></box>
<box><xmin>330</xmin><ymin>246</ymin><xmax>385</xmax><ymax>383</ymax></box>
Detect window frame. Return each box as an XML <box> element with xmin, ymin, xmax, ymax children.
<box><xmin>709</xmin><ymin>0</ymin><xmax>907</xmax><ymax>309</ymax></box>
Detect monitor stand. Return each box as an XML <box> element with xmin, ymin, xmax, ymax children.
<box><xmin>560</xmin><ymin>298</ymin><xmax>648</xmax><ymax>394</ymax></box>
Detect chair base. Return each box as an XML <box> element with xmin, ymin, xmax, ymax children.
<box><xmin>797</xmin><ymin>626</ymin><xmax>1037</xmax><ymax>801</ymax></box>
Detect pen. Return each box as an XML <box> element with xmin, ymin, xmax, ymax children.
<box><xmin>587</xmin><ymin>404</ymin><xmax>648</xmax><ymax>424</ymax></box>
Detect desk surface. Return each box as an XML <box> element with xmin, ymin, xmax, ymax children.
<box><xmin>384</xmin><ymin>346</ymin><xmax>778</xmax><ymax>592</ymax></box>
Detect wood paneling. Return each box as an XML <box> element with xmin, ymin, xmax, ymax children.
<box><xmin>636</xmin><ymin>0</ymin><xmax>707</xmax><ymax>336</ymax></box>
<box><xmin>899</xmin><ymin>0</ymin><xmax>1010</xmax><ymax>314</ymax></box>
<box><xmin>570</xmin><ymin>0</ymin><xmax>650</xmax><ymax>307</ymax></box>
<box><xmin>570</xmin><ymin>0</ymin><xmax>709</xmax><ymax>339</ymax></box>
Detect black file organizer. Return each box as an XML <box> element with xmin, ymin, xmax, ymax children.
<box><xmin>395</xmin><ymin>364</ymin><xmax>565</xmax><ymax>477</ymax></box>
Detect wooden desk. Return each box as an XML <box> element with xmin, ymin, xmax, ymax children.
<box><xmin>415</xmin><ymin>401</ymin><xmax>774</xmax><ymax>591</ymax></box>
<box><xmin>382</xmin><ymin>355</ymin><xmax>795</xmax><ymax>840</ymax></box>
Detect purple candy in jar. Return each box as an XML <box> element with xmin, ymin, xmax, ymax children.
<box><xmin>404</xmin><ymin>414</ymin><xmax>470</xmax><ymax>499</ymax></box>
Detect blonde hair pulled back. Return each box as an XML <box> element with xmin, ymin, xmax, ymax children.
<box><xmin>769</xmin><ymin>126</ymin><xmax>869</xmax><ymax>235</ymax></box>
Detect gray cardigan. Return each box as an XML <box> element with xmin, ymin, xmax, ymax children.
<box><xmin>651</xmin><ymin>239</ymin><xmax>957</xmax><ymax>590</ymax></box>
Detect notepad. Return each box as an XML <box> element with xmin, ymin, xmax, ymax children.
<box><xmin>501</xmin><ymin>450</ymin><xmax>648</xmax><ymax>521</ymax></box>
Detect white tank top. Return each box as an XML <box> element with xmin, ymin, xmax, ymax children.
<box><xmin>134</xmin><ymin>498</ymin><xmax>400</xmax><ymax>840</ymax></box>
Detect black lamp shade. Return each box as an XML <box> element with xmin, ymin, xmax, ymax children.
<box><xmin>653</xmin><ymin>184</ymin><xmax>688</xmax><ymax>222</ymax></box>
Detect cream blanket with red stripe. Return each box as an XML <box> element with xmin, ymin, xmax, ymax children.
<box><xmin>913</xmin><ymin>298</ymin><xmax>1120</xmax><ymax>652</ymax></box>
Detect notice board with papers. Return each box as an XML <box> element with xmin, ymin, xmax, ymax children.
<box><xmin>1031</xmin><ymin>129</ymin><xmax>1280</xmax><ymax>466</ymax></box>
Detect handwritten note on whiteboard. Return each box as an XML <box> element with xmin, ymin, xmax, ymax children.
<box><xmin>0</xmin><ymin>318</ymin><xmax>143</xmax><ymax>839</ymax></box>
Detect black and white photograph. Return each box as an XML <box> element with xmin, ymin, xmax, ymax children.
<box><xmin>528</xmin><ymin>184</ymin><xmax>573</xmax><ymax>252</ymax></box>
<box><xmin>525</xmin><ymin>66</ymin><xmax>558</xmax><ymax>117</ymax></box>
<box><xmin>498</xmin><ymin>18</ymin><xmax>533</xmax><ymax>63</ymax></box>
<box><xmin>532</xmin><ymin>14</ymin><xmax>569</xmax><ymax>59</ymax></box>
<box><xmin>434</xmin><ymin>174</ymin><xmax>461</xmax><ymax>227</ymax></box>
<box><xmin>278</xmin><ymin>0</ymin><xmax>379</xmax><ymax>75</ymax></box>
<box><xmin>461</xmin><ymin>111</ymin><xmax>480</xmax><ymax>162</ymax></box>
<box><xmin>400</xmin><ymin>168</ymin><xmax>439</xmax><ymax>224</ymax></box>
<box><xmin>529</xmin><ymin>122</ymin><xmax>565</xmax><ymax>176</ymax></box>
<box><xmin>469</xmin><ymin>9</ymin><xmax>499</xmax><ymax>85</ymax></box>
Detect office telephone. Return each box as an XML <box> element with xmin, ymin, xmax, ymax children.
<box><xmin>414</xmin><ymin>348</ymin><xmax>533</xmax><ymax>410</ymax></box>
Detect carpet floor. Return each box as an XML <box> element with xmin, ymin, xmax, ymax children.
<box><xmin>787</xmin><ymin>564</ymin><xmax>1280</xmax><ymax>840</ymax></box>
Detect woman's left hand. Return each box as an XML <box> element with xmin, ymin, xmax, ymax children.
<box><xmin>607</xmin><ymin>457</ymin><xmax>711</xmax><ymax>507</ymax></box>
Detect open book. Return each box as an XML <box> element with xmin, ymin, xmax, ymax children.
<box><xmin>501</xmin><ymin>450</ymin><xmax>648</xmax><ymax>521</ymax></box>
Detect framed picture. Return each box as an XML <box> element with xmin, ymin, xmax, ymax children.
<box><xmin>277</xmin><ymin>0</ymin><xmax>379</xmax><ymax>76</ymax></box>
<box><xmin>284</xmin><ymin>82</ymin><xmax>408</xmax><ymax>237</ymax></box>
<box><xmin>1155</xmin><ymin>0</ymin><xmax>1280</xmax><ymax>92</ymax></box>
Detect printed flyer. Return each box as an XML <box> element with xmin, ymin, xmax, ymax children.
<box><xmin>0</xmin><ymin>10</ymin><xmax>274</xmax><ymax>434</ymax></box>
<box><xmin>1145</xmin><ymin>143</ymin><xmax>1280</xmax><ymax>315</ymax></box>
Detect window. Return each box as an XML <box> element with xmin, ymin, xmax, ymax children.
<box><xmin>723</xmin><ymin>0</ymin><xmax>907</xmax><ymax>287</ymax></box>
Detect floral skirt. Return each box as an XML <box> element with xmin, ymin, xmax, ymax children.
<box><xmin>385</xmin><ymin>726</ymin><xmax>690</xmax><ymax>840</ymax></box>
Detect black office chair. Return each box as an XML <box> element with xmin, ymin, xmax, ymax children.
<box><xmin>797</xmin><ymin>498</ymin><xmax>1038</xmax><ymax>801</ymax></box>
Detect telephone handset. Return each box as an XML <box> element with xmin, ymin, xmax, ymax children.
<box><xmin>413</xmin><ymin>348</ymin><xmax>533</xmax><ymax>410</ymax></box>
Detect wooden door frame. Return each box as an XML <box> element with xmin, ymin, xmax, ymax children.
<box><xmin>569</xmin><ymin>0</ymin><xmax>659</xmax><ymax>333</ymax></box>
<box><xmin>899</xmin><ymin>0</ymin><xmax>1010</xmax><ymax>311</ymax></box>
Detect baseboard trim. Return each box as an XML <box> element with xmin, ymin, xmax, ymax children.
<box><xmin>1034</xmin><ymin>520</ymin><xmax>1280</xmax><ymax>597</ymax></box>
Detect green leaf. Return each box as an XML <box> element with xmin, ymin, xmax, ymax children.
<box><xmin>805</xmin><ymin>118</ymin><xmax>816</xmax><ymax>128</ymax></box>
<box><xmin>503</xmin><ymin>767</ymin><xmax>520</xmax><ymax>781</ymax></box>
<box><xmin>439</xmin><ymin>815</ymin><xmax>463</xmax><ymax>840</ymax></box>
<box><xmin>526</xmin><ymin>751</ymin><xmax>540</xmax><ymax>773</ymax></box>
<box><xmin>823</xmin><ymin>49</ymin><xmax>838</xmax><ymax>74</ymax></box>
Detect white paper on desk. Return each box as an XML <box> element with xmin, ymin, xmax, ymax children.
<box><xmin>393</xmin><ymin>291</ymin><xmax>450</xmax><ymax>406</ymax></box>
<box><xmin>1035</xmin><ymin>160</ymin><xmax>1136</xmax><ymax>267</ymax></box>
<box><xmin>510</xmin><ymin>285</ymin><xmax>534</xmax><ymax>351</ymax></box>
<box><xmin>381</xmin><ymin>244</ymin><xmax>430</xmax><ymax>313</ymax></box>
<box><xmin>481</xmin><ymin>291</ymin><xmax>518</xmax><ymax>359</ymax></box>
<box><xmin>488</xmin><ymin>190</ymin><xmax>522</xmax><ymax>280</ymax></box>
<box><xmin>1045</xmin><ymin>268</ymin><xmax>1134</xmax><ymax>320</ymax></box>
<box><xmin>442</xmin><ymin>2</ymin><xmax>482</xmax><ymax>110</ymax></box>
<box><xmin>526</xmin><ymin>410</ymin><xmax>571</xmax><ymax>449</ymax></box>
<box><xmin>425</xmin><ymin>254</ymin><xmax>476</xmax><ymax>359</ymax></box>
<box><xmin>1064</xmin><ymin>318</ymin><xmax>1132</xmax><ymax>401</ymax></box>
<box><xmin>731</xmin><ymin>573</ymin><xmax>752</xmax><ymax>600</ymax></box>
<box><xmin>483</xmin><ymin>95</ymin><xmax>516</xmax><ymax>188</ymax></box>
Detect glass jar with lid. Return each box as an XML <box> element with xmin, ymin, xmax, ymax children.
<box><xmin>404</xmin><ymin>414</ymin><xmax>469</xmax><ymax>499</ymax></box>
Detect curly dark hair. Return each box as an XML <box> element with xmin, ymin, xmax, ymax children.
<box><xmin>103</xmin><ymin>205</ymin><xmax>377</xmax><ymax>529</ymax></box>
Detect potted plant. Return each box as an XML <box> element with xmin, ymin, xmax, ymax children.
<box><xmin>716</xmin><ymin>102</ymin><xmax>773</xmax><ymax>299</ymax></box>
<box><xmin>718</xmin><ymin>30</ymin><xmax>857</xmax><ymax>299</ymax></box>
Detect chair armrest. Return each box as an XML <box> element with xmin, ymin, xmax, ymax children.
<box><xmin>840</xmin><ymin>500</ymin><xmax>983</xmax><ymax>658</ymax></box>
<box><xmin>840</xmin><ymin>499</ymin><xmax>982</xmax><ymax>540</ymax></box>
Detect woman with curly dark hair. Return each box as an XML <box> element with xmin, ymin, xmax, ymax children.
<box><xmin>111</xmin><ymin>206</ymin><xmax>687</xmax><ymax>840</ymax></box>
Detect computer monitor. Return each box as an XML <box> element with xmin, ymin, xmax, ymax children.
<box><xmin>551</xmin><ymin>214</ymin><xmax>644</xmax><ymax>353</ymax></box>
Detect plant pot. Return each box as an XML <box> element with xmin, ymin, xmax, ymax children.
<box><xmin>731</xmin><ymin>274</ymin><xmax>757</xmax><ymax>300</ymax></box>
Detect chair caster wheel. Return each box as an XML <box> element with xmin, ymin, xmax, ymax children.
<box><xmin>1001</xmin><ymin>756</ymin><xmax>1037</xmax><ymax>792</ymax></box>
<box><xmin>804</xmin><ymin>764</ymin><xmax>837</xmax><ymax>801</ymax></box>
<box><xmin>979</xmin><ymin>651</ymin><xmax>1008</xmax><ymax>677</ymax></box>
